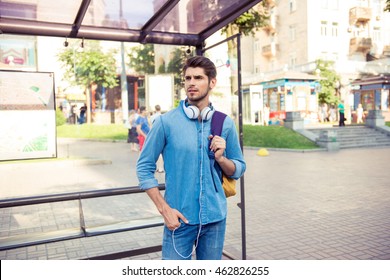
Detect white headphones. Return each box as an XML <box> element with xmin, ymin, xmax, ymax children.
<box><xmin>182</xmin><ymin>99</ymin><xmax>214</xmax><ymax>121</ymax></box>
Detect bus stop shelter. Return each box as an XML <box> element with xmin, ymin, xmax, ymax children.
<box><xmin>0</xmin><ymin>0</ymin><xmax>262</xmax><ymax>260</ymax></box>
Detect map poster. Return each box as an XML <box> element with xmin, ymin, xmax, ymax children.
<box><xmin>0</xmin><ymin>70</ymin><xmax>57</xmax><ymax>161</ymax></box>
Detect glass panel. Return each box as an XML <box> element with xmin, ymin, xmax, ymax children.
<box><xmin>83</xmin><ymin>0</ymin><xmax>169</xmax><ymax>29</ymax></box>
<box><xmin>154</xmin><ymin>0</ymin><xmax>245</xmax><ymax>34</ymax></box>
<box><xmin>0</xmin><ymin>0</ymin><xmax>82</xmax><ymax>24</ymax></box>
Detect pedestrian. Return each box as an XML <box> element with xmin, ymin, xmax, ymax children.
<box><xmin>150</xmin><ymin>105</ymin><xmax>164</xmax><ymax>173</ymax></box>
<box><xmin>79</xmin><ymin>104</ymin><xmax>87</xmax><ymax>124</ymax></box>
<box><xmin>263</xmin><ymin>104</ymin><xmax>270</xmax><ymax>126</ymax></box>
<box><xmin>136</xmin><ymin>56</ymin><xmax>246</xmax><ymax>260</ymax></box>
<box><xmin>135</xmin><ymin>106</ymin><xmax>150</xmax><ymax>151</ymax></box>
<box><xmin>338</xmin><ymin>100</ymin><xmax>345</xmax><ymax>127</ymax></box>
<box><xmin>329</xmin><ymin>105</ymin><xmax>336</xmax><ymax>123</ymax></box>
<box><xmin>127</xmin><ymin>109</ymin><xmax>139</xmax><ymax>151</ymax></box>
<box><xmin>356</xmin><ymin>103</ymin><xmax>364</xmax><ymax>124</ymax></box>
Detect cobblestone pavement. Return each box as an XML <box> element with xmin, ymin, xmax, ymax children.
<box><xmin>1</xmin><ymin>139</ymin><xmax>389</xmax><ymax>260</ymax></box>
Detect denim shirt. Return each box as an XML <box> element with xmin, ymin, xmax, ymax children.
<box><xmin>136</xmin><ymin>101</ymin><xmax>246</xmax><ymax>225</ymax></box>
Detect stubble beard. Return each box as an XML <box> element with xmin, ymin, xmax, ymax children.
<box><xmin>187</xmin><ymin>89</ymin><xmax>210</xmax><ymax>103</ymax></box>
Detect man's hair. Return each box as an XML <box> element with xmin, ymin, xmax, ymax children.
<box><xmin>155</xmin><ymin>104</ymin><xmax>161</xmax><ymax>111</ymax></box>
<box><xmin>139</xmin><ymin>106</ymin><xmax>146</xmax><ymax>113</ymax></box>
<box><xmin>182</xmin><ymin>56</ymin><xmax>217</xmax><ymax>80</ymax></box>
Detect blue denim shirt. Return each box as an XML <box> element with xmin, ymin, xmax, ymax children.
<box><xmin>136</xmin><ymin>101</ymin><xmax>246</xmax><ymax>225</ymax></box>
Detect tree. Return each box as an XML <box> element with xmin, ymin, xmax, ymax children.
<box><xmin>128</xmin><ymin>44</ymin><xmax>155</xmax><ymax>74</ymax></box>
<box><xmin>166</xmin><ymin>47</ymin><xmax>190</xmax><ymax>102</ymax></box>
<box><xmin>220</xmin><ymin>2</ymin><xmax>270</xmax><ymax>96</ymax></box>
<box><xmin>57</xmin><ymin>40</ymin><xmax>118</xmax><ymax>123</ymax></box>
<box><xmin>315</xmin><ymin>59</ymin><xmax>340</xmax><ymax>105</ymax></box>
<box><xmin>221</xmin><ymin>4</ymin><xmax>270</xmax><ymax>37</ymax></box>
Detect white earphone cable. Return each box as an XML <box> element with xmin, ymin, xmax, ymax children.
<box><xmin>172</xmin><ymin>119</ymin><xmax>204</xmax><ymax>259</ymax></box>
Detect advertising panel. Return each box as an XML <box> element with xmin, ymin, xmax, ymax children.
<box><xmin>0</xmin><ymin>70</ymin><xmax>56</xmax><ymax>161</ymax></box>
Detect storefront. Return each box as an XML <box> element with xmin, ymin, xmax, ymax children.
<box><xmin>260</xmin><ymin>71</ymin><xmax>321</xmax><ymax>125</ymax></box>
<box><xmin>351</xmin><ymin>75</ymin><xmax>390</xmax><ymax>122</ymax></box>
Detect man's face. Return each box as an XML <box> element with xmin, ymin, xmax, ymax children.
<box><xmin>184</xmin><ymin>67</ymin><xmax>216</xmax><ymax>102</ymax></box>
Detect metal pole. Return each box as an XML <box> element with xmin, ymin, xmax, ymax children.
<box><xmin>202</xmin><ymin>33</ymin><xmax>246</xmax><ymax>260</ymax></box>
<box><xmin>236</xmin><ymin>33</ymin><xmax>246</xmax><ymax>260</ymax></box>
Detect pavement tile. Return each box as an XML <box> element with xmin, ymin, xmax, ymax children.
<box><xmin>1</xmin><ymin>139</ymin><xmax>390</xmax><ymax>260</ymax></box>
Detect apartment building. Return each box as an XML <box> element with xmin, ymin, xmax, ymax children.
<box><xmin>241</xmin><ymin>0</ymin><xmax>390</xmax><ymax>124</ymax></box>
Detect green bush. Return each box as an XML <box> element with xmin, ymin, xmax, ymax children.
<box><xmin>56</xmin><ymin>108</ymin><xmax>67</xmax><ymax>126</ymax></box>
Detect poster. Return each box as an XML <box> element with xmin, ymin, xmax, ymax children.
<box><xmin>0</xmin><ymin>70</ymin><xmax>56</xmax><ymax>161</ymax></box>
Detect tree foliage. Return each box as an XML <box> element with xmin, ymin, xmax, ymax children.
<box><xmin>315</xmin><ymin>59</ymin><xmax>341</xmax><ymax>105</ymax></box>
<box><xmin>57</xmin><ymin>40</ymin><xmax>118</xmax><ymax>89</ymax></box>
<box><xmin>128</xmin><ymin>44</ymin><xmax>155</xmax><ymax>74</ymax></box>
<box><xmin>221</xmin><ymin>3</ymin><xmax>270</xmax><ymax>36</ymax></box>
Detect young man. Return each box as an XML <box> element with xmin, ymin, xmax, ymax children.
<box><xmin>136</xmin><ymin>56</ymin><xmax>246</xmax><ymax>260</ymax></box>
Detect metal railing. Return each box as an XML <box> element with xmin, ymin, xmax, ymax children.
<box><xmin>0</xmin><ymin>185</ymin><xmax>166</xmax><ymax>259</ymax></box>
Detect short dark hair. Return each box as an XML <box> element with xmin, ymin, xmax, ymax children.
<box><xmin>139</xmin><ymin>106</ymin><xmax>146</xmax><ymax>113</ymax></box>
<box><xmin>182</xmin><ymin>56</ymin><xmax>217</xmax><ymax>80</ymax></box>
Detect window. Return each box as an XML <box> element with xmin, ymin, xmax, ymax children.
<box><xmin>321</xmin><ymin>21</ymin><xmax>327</xmax><ymax>36</ymax></box>
<box><xmin>289</xmin><ymin>0</ymin><xmax>297</xmax><ymax>13</ymax></box>
<box><xmin>289</xmin><ymin>25</ymin><xmax>296</xmax><ymax>41</ymax></box>
<box><xmin>321</xmin><ymin>0</ymin><xmax>338</xmax><ymax>10</ymax></box>
<box><xmin>329</xmin><ymin>0</ymin><xmax>339</xmax><ymax>10</ymax></box>
<box><xmin>254</xmin><ymin>40</ymin><xmax>260</xmax><ymax>51</ymax></box>
<box><xmin>289</xmin><ymin>53</ymin><xmax>297</xmax><ymax>68</ymax></box>
<box><xmin>331</xmin><ymin>22</ymin><xmax>338</xmax><ymax>37</ymax></box>
<box><xmin>373</xmin><ymin>27</ymin><xmax>381</xmax><ymax>42</ymax></box>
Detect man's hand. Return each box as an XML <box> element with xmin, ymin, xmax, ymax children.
<box><xmin>208</xmin><ymin>135</ymin><xmax>226</xmax><ymax>161</ymax></box>
<box><xmin>161</xmin><ymin>205</ymin><xmax>188</xmax><ymax>230</ymax></box>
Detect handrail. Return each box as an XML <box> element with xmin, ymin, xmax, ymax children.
<box><xmin>0</xmin><ymin>184</ymin><xmax>166</xmax><ymax>256</ymax></box>
<box><xmin>0</xmin><ymin>184</ymin><xmax>166</xmax><ymax>208</ymax></box>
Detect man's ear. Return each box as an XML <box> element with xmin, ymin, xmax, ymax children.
<box><xmin>209</xmin><ymin>78</ymin><xmax>217</xmax><ymax>90</ymax></box>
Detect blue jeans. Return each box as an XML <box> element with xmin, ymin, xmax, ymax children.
<box><xmin>162</xmin><ymin>219</ymin><xmax>226</xmax><ymax>260</ymax></box>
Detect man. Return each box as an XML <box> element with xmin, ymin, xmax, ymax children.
<box><xmin>150</xmin><ymin>104</ymin><xmax>164</xmax><ymax>173</ymax></box>
<box><xmin>135</xmin><ymin>106</ymin><xmax>150</xmax><ymax>151</ymax></box>
<box><xmin>136</xmin><ymin>56</ymin><xmax>246</xmax><ymax>260</ymax></box>
<box><xmin>338</xmin><ymin>100</ymin><xmax>345</xmax><ymax>127</ymax></box>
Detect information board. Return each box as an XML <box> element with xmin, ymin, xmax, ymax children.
<box><xmin>0</xmin><ymin>70</ymin><xmax>56</xmax><ymax>161</ymax></box>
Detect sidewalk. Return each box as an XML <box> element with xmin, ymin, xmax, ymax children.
<box><xmin>1</xmin><ymin>139</ymin><xmax>390</xmax><ymax>260</ymax></box>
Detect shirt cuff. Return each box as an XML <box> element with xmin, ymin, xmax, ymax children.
<box><xmin>139</xmin><ymin>178</ymin><xmax>159</xmax><ymax>191</ymax></box>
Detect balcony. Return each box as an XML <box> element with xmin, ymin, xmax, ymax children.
<box><xmin>349</xmin><ymin>6</ymin><xmax>372</xmax><ymax>25</ymax></box>
<box><xmin>349</xmin><ymin>37</ymin><xmax>372</xmax><ymax>54</ymax></box>
<box><xmin>262</xmin><ymin>43</ymin><xmax>279</xmax><ymax>58</ymax></box>
<box><xmin>383</xmin><ymin>45</ymin><xmax>390</xmax><ymax>57</ymax></box>
<box><xmin>264</xmin><ymin>0</ymin><xmax>276</xmax><ymax>8</ymax></box>
<box><xmin>263</xmin><ymin>14</ymin><xmax>278</xmax><ymax>34</ymax></box>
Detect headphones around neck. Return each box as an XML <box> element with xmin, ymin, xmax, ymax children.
<box><xmin>182</xmin><ymin>99</ymin><xmax>214</xmax><ymax>121</ymax></box>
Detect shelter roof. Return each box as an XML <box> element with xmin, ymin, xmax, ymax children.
<box><xmin>0</xmin><ymin>0</ymin><xmax>261</xmax><ymax>46</ymax></box>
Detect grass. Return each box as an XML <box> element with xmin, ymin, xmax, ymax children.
<box><xmin>57</xmin><ymin>123</ymin><xmax>319</xmax><ymax>149</ymax></box>
<box><xmin>243</xmin><ymin>125</ymin><xmax>319</xmax><ymax>149</ymax></box>
<box><xmin>57</xmin><ymin>124</ymin><xmax>128</xmax><ymax>141</ymax></box>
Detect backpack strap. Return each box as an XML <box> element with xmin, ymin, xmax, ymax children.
<box><xmin>211</xmin><ymin>110</ymin><xmax>227</xmax><ymax>137</ymax></box>
<box><xmin>209</xmin><ymin>111</ymin><xmax>227</xmax><ymax>184</ymax></box>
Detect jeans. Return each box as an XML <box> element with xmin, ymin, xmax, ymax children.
<box><xmin>162</xmin><ymin>219</ymin><xmax>226</xmax><ymax>260</ymax></box>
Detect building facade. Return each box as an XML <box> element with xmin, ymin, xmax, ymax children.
<box><xmin>241</xmin><ymin>0</ymin><xmax>390</xmax><ymax>124</ymax></box>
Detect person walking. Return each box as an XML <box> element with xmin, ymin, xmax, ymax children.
<box><xmin>338</xmin><ymin>100</ymin><xmax>345</xmax><ymax>127</ymax></box>
<box><xmin>127</xmin><ymin>109</ymin><xmax>139</xmax><ymax>151</ymax></box>
<box><xmin>150</xmin><ymin>105</ymin><xmax>164</xmax><ymax>173</ymax></box>
<box><xmin>263</xmin><ymin>104</ymin><xmax>270</xmax><ymax>126</ymax></box>
<box><xmin>135</xmin><ymin>106</ymin><xmax>150</xmax><ymax>151</ymax></box>
<box><xmin>136</xmin><ymin>56</ymin><xmax>246</xmax><ymax>260</ymax></box>
<box><xmin>356</xmin><ymin>103</ymin><xmax>364</xmax><ymax>124</ymax></box>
